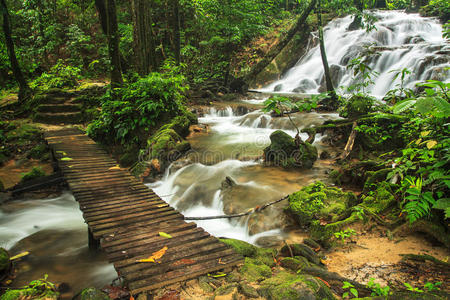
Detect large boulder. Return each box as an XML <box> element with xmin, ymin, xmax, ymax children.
<box><xmin>264</xmin><ymin>130</ymin><xmax>318</xmax><ymax>169</ymax></box>
<box><xmin>258</xmin><ymin>272</ymin><xmax>335</xmax><ymax>300</ymax></box>
<box><xmin>287</xmin><ymin>181</ymin><xmax>358</xmax><ymax>227</ymax></box>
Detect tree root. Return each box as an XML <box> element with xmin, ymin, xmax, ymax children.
<box><xmin>393</xmin><ymin>220</ymin><xmax>450</xmax><ymax>249</ymax></box>
<box><xmin>400</xmin><ymin>254</ymin><xmax>450</xmax><ymax>268</ymax></box>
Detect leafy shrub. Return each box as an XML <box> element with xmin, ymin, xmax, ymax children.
<box><xmin>420</xmin><ymin>0</ymin><xmax>450</xmax><ymax>22</ymax></box>
<box><xmin>20</xmin><ymin>167</ymin><xmax>46</xmax><ymax>183</ymax></box>
<box><xmin>30</xmin><ymin>60</ymin><xmax>81</xmax><ymax>90</ymax></box>
<box><xmin>87</xmin><ymin>72</ymin><xmax>188</xmax><ymax>149</ymax></box>
<box><xmin>1</xmin><ymin>274</ymin><xmax>58</xmax><ymax>300</ymax></box>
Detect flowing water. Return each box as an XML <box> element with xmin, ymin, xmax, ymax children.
<box><xmin>148</xmin><ymin>103</ymin><xmax>341</xmax><ymax>245</ymax></box>
<box><xmin>0</xmin><ymin>193</ymin><xmax>116</xmax><ymax>293</ymax></box>
<box><xmin>260</xmin><ymin>10</ymin><xmax>449</xmax><ymax>98</ymax></box>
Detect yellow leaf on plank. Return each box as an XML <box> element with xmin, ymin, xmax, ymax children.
<box><xmin>109</xmin><ymin>165</ymin><xmax>121</xmax><ymax>170</ymax></box>
<box><xmin>137</xmin><ymin>246</ymin><xmax>168</xmax><ymax>263</ymax></box>
<box><xmin>159</xmin><ymin>232</ymin><xmax>172</xmax><ymax>239</ymax></box>
<box><xmin>426</xmin><ymin>140</ymin><xmax>437</xmax><ymax>149</ymax></box>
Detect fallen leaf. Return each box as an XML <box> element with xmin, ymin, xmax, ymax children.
<box><xmin>210</xmin><ymin>272</ymin><xmax>227</xmax><ymax>278</ymax></box>
<box><xmin>316</xmin><ymin>277</ymin><xmax>330</xmax><ymax>287</ymax></box>
<box><xmin>137</xmin><ymin>246</ymin><xmax>168</xmax><ymax>263</ymax></box>
<box><xmin>10</xmin><ymin>251</ymin><xmax>29</xmax><ymax>261</ymax></box>
<box><xmin>130</xmin><ymin>296</ymin><xmax>135</xmax><ymax>300</ymax></box>
<box><xmin>109</xmin><ymin>165</ymin><xmax>121</xmax><ymax>170</ymax></box>
<box><xmin>151</xmin><ymin>159</ymin><xmax>160</xmax><ymax>172</ymax></box>
<box><xmin>56</xmin><ymin>151</ymin><xmax>67</xmax><ymax>155</ymax></box>
<box><xmin>159</xmin><ymin>232</ymin><xmax>172</xmax><ymax>239</ymax></box>
<box><xmin>61</xmin><ymin>157</ymin><xmax>73</xmax><ymax>161</ymax></box>
<box><xmin>218</xmin><ymin>258</ymin><xmax>226</xmax><ymax>265</ymax></box>
<box><xmin>157</xmin><ymin>204</ymin><xmax>166</xmax><ymax>208</ymax></box>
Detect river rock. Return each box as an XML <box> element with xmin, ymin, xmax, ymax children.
<box><xmin>0</xmin><ymin>248</ymin><xmax>10</xmax><ymax>274</ymax></box>
<box><xmin>274</xmin><ymin>84</ymin><xmax>283</xmax><ymax>92</ymax></box>
<box><xmin>287</xmin><ymin>181</ymin><xmax>357</xmax><ymax>227</ymax></box>
<box><xmin>258</xmin><ymin>272</ymin><xmax>335</xmax><ymax>300</ymax></box>
<box><xmin>80</xmin><ymin>288</ymin><xmax>109</xmax><ymax>300</ymax></box>
<box><xmin>292</xmin><ymin>79</ymin><xmax>316</xmax><ymax>93</ymax></box>
<box><xmin>254</xmin><ymin>235</ymin><xmax>284</xmax><ymax>248</ymax></box>
<box><xmin>318</xmin><ymin>64</ymin><xmax>344</xmax><ymax>93</ymax></box>
<box><xmin>264</xmin><ymin>130</ymin><xmax>318</xmax><ymax>169</ymax></box>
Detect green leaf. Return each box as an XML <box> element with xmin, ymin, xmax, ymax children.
<box><xmin>159</xmin><ymin>232</ymin><xmax>172</xmax><ymax>239</ymax></box>
<box><xmin>393</xmin><ymin>100</ymin><xmax>416</xmax><ymax>114</ymax></box>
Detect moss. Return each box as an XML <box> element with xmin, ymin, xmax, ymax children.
<box><xmin>5</xmin><ymin>122</ymin><xmax>41</xmax><ymax>144</ymax></box>
<box><xmin>240</xmin><ymin>257</ymin><xmax>272</xmax><ymax>282</ymax></box>
<box><xmin>27</xmin><ymin>144</ymin><xmax>49</xmax><ymax>160</ymax></box>
<box><xmin>361</xmin><ymin>182</ymin><xmax>396</xmax><ymax>214</ymax></box>
<box><xmin>364</xmin><ymin>168</ymin><xmax>391</xmax><ymax>191</ymax></box>
<box><xmin>280</xmin><ymin>244</ymin><xmax>320</xmax><ymax>265</ymax></box>
<box><xmin>80</xmin><ymin>288</ymin><xmax>109</xmax><ymax>300</ymax></box>
<box><xmin>239</xmin><ymin>283</ymin><xmax>259</xmax><ymax>298</ymax></box>
<box><xmin>20</xmin><ymin>167</ymin><xmax>46</xmax><ymax>183</ymax></box>
<box><xmin>259</xmin><ymin>272</ymin><xmax>335</xmax><ymax>300</ymax></box>
<box><xmin>280</xmin><ymin>257</ymin><xmax>310</xmax><ymax>271</ymax></box>
<box><xmin>0</xmin><ymin>248</ymin><xmax>10</xmax><ymax>273</ymax></box>
<box><xmin>1</xmin><ymin>276</ymin><xmax>59</xmax><ymax>300</ymax></box>
<box><xmin>340</xmin><ymin>94</ymin><xmax>374</xmax><ymax>119</ymax></box>
<box><xmin>220</xmin><ymin>238</ymin><xmax>257</xmax><ymax>257</ymax></box>
<box><xmin>255</xmin><ymin>247</ymin><xmax>277</xmax><ymax>267</ymax></box>
<box><xmin>288</xmin><ymin>181</ymin><xmax>357</xmax><ymax>227</ymax></box>
<box><xmin>264</xmin><ymin>130</ymin><xmax>318</xmax><ymax>169</ymax></box>
<box><xmin>215</xmin><ymin>283</ymin><xmax>238</xmax><ymax>296</ymax></box>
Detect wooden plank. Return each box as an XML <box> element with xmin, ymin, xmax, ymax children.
<box><xmin>109</xmin><ymin>230</ymin><xmax>210</xmax><ymax>263</ymax></box>
<box><xmin>101</xmin><ymin>222</ymin><xmax>196</xmax><ymax>248</ymax></box>
<box><xmin>88</xmin><ymin>206</ymin><xmax>175</xmax><ymax>226</ymax></box>
<box><xmin>83</xmin><ymin>201</ymin><xmax>169</xmax><ymax>219</ymax></box>
<box><xmin>128</xmin><ymin>255</ymin><xmax>243</xmax><ymax>293</ymax></box>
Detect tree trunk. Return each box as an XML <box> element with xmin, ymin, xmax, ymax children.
<box><xmin>105</xmin><ymin>0</ymin><xmax>123</xmax><ymax>87</ymax></box>
<box><xmin>131</xmin><ymin>0</ymin><xmax>157</xmax><ymax>75</ymax></box>
<box><xmin>95</xmin><ymin>0</ymin><xmax>108</xmax><ymax>34</ymax></box>
<box><xmin>0</xmin><ymin>0</ymin><xmax>31</xmax><ymax>102</ymax></box>
<box><xmin>173</xmin><ymin>0</ymin><xmax>181</xmax><ymax>65</ymax></box>
<box><xmin>317</xmin><ymin>0</ymin><xmax>336</xmax><ymax>97</ymax></box>
<box><xmin>243</xmin><ymin>0</ymin><xmax>317</xmax><ymax>83</ymax></box>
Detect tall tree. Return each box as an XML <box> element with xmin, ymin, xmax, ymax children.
<box><xmin>0</xmin><ymin>0</ymin><xmax>31</xmax><ymax>102</ymax></box>
<box><xmin>95</xmin><ymin>0</ymin><xmax>123</xmax><ymax>87</ymax></box>
<box><xmin>173</xmin><ymin>0</ymin><xmax>180</xmax><ymax>65</ymax></box>
<box><xmin>317</xmin><ymin>0</ymin><xmax>337</xmax><ymax>103</ymax></box>
<box><xmin>131</xmin><ymin>0</ymin><xmax>157</xmax><ymax>75</ymax></box>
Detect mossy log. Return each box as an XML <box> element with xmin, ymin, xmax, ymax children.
<box><xmin>400</xmin><ymin>253</ymin><xmax>450</xmax><ymax>268</ymax></box>
<box><xmin>393</xmin><ymin>220</ymin><xmax>450</xmax><ymax>249</ymax></box>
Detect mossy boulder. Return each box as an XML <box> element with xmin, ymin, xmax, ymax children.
<box><xmin>259</xmin><ymin>271</ymin><xmax>335</xmax><ymax>300</ymax></box>
<box><xmin>146</xmin><ymin>128</ymin><xmax>191</xmax><ymax>168</ymax></box>
<box><xmin>279</xmin><ymin>256</ymin><xmax>310</xmax><ymax>271</ymax></box>
<box><xmin>361</xmin><ymin>182</ymin><xmax>396</xmax><ymax>214</ymax></box>
<box><xmin>158</xmin><ymin>110</ymin><xmax>198</xmax><ymax>138</ymax></box>
<box><xmin>0</xmin><ymin>248</ymin><xmax>10</xmax><ymax>274</ymax></box>
<box><xmin>339</xmin><ymin>94</ymin><xmax>374</xmax><ymax>119</ymax></box>
<box><xmin>280</xmin><ymin>244</ymin><xmax>320</xmax><ymax>265</ymax></box>
<box><xmin>240</xmin><ymin>257</ymin><xmax>272</xmax><ymax>282</ymax></box>
<box><xmin>288</xmin><ymin>181</ymin><xmax>357</xmax><ymax>227</ymax></box>
<box><xmin>80</xmin><ymin>288</ymin><xmax>109</xmax><ymax>300</ymax></box>
<box><xmin>221</xmin><ymin>238</ymin><xmax>257</xmax><ymax>257</ymax></box>
<box><xmin>264</xmin><ymin>130</ymin><xmax>318</xmax><ymax>169</ymax></box>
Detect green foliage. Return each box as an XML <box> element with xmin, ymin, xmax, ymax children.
<box><xmin>402</xmin><ymin>176</ymin><xmax>436</xmax><ymax>224</ymax></box>
<box><xmin>333</xmin><ymin>228</ymin><xmax>356</xmax><ymax>244</ymax></box>
<box><xmin>1</xmin><ymin>274</ymin><xmax>58</xmax><ymax>300</ymax></box>
<box><xmin>342</xmin><ymin>281</ymin><xmax>358</xmax><ymax>299</ymax></box>
<box><xmin>367</xmin><ymin>278</ymin><xmax>390</xmax><ymax>296</ymax></box>
<box><xmin>420</xmin><ymin>0</ymin><xmax>450</xmax><ymax>22</ymax></box>
<box><xmin>87</xmin><ymin>72</ymin><xmax>187</xmax><ymax>148</ymax></box>
<box><xmin>386</xmin><ymin>0</ymin><xmax>411</xmax><ymax>9</ymax></box>
<box><xmin>30</xmin><ymin>60</ymin><xmax>81</xmax><ymax>90</ymax></box>
<box><xmin>346</xmin><ymin>57</ymin><xmax>379</xmax><ymax>95</ymax></box>
<box><xmin>21</xmin><ymin>167</ymin><xmax>46</xmax><ymax>183</ymax></box>
<box><xmin>404</xmin><ymin>282</ymin><xmax>423</xmax><ymax>293</ymax></box>
<box><xmin>384</xmin><ymin>68</ymin><xmax>414</xmax><ymax>103</ymax></box>
<box><xmin>424</xmin><ymin>281</ymin><xmax>442</xmax><ymax>292</ymax></box>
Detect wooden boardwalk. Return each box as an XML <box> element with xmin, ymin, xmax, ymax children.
<box><xmin>44</xmin><ymin>128</ymin><xmax>243</xmax><ymax>294</ymax></box>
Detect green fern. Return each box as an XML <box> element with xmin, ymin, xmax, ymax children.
<box><xmin>402</xmin><ymin>177</ymin><xmax>436</xmax><ymax>223</ymax></box>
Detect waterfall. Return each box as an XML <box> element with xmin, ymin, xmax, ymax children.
<box><xmin>260</xmin><ymin>10</ymin><xmax>449</xmax><ymax>98</ymax></box>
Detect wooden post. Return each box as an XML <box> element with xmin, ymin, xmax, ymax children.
<box><xmin>88</xmin><ymin>227</ymin><xmax>100</xmax><ymax>251</ymax></box>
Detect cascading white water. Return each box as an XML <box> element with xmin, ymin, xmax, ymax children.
<box><xmin>260</xmin><ymin>10</ymin><xmax>449</xmax><ymax>98</ymax></box>
<box><xmin>148</xmin><ymin>106</ymin><xmax>341</xmax><ymax>245</ymax></box>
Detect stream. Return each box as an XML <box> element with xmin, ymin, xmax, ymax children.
<box><xmin>0</xmin><ymin>9</ymin><xmax>448</xmax><ymax>293</ymax></box>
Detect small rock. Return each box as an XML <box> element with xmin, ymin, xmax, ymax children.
<box><xmin>239</xmin><ymin>283</ymin><xmax>259</xmax><ymax>298</ymax></box>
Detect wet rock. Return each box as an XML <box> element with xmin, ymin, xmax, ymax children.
<box><xmin>0</xmin><ymin>248</ymin><xmax>10</xmax><ymax>274</ymax></box>
<box><xmin>239</xmin><ymin>283</ymin><xmax>259</xmax><ymax>298</ymax></box>
<box><xmin>280</xmin><ymin>257</ymin><xmax>310</xmax><ymax>271</ymax></box>
<box><xmin>254</xmin><ymin>235</ymin><xmax>284</xmax><ymax>248</ymax></box>
<box><xmin>318</xmin><ymin>64</ymin><xmax>344</xmax><ymax>93</ymax></box>
<box><xmin>221</xmin><ymin>176</ymin><xmax>237</xmax><ymax>189</ymax></box>
<box><xmin>258</xmin><ymin>272</ymin><xmax>335</xmax><ymax>300</ymax></box>
<box><xmin>240</xmin><ymin>258</ymin><xmax>272</xmax><ymax>282</ymax></box>
<box><xmin>274</xmin><ymin>84</ymin><xmax>283</xmax><ymax>92</ymax></box>
<box><xmin>287</xmin><ymin>181</ymin><xmax>357</xmax><ymax>227</ymax></box>
<box><xmin>264</xmin><ymin>130</ymin><xmax>318</xmax><ymax>169</ymax></box>
<box><xmin>235</xmin><ymin>105</ymin><xmax>249</xmax><ymax>116</ymax></box>
<box><xmin>220</xmin><ymin>239</ymin><xmax>257</xmax><ymax>257</ymax></box>
<box><xmin>248</xmin><ymin>206</ymin><xmax>294</xmax><ymax>236</ymax></box>
<box><xmin>80</xmin><ymin>288</ymin><xmax>109</xmax><ymax>300</ymax></box>
<box><xmin>319</xmin><ymin>151</ymin><xmax>330</xmax><ymax>159</ymax></box>
<box><xmin>280</xmin><ymin>244</ymin><xmax>320</xmax><ymax>265</ymax></box>
<box><xmin>292</xmin><ymin>79</ymin><xmax>316</xmax><ymax>93</ymax></box>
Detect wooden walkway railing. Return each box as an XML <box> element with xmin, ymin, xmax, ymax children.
<box><xmin>44</xmin><ymin>128</ymin><xmax>243</xmax><ymax>294</ymax></box>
